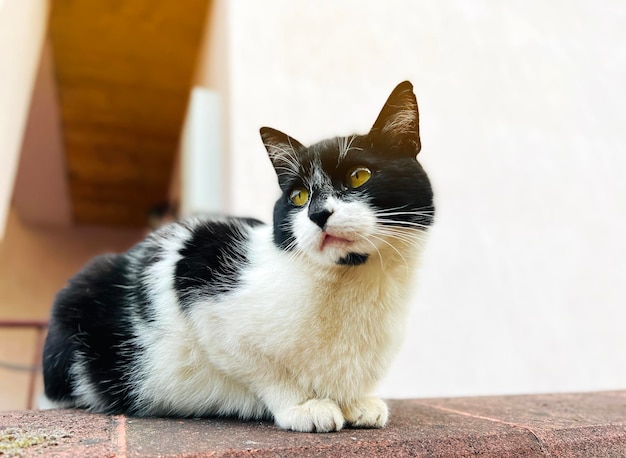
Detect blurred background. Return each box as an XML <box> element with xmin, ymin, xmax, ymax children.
<box><xmin>1</xmin><ymin>0</ymin><xmax>625</xmax><ymax>410</ymax></box>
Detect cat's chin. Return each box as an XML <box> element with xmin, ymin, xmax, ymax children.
<box><xmin>299</xmin><ymin>233</ymin><xmax>369</xmax><ymax>267</ymax></box>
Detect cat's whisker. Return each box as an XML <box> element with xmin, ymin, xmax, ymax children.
<box><xmin>375</xmin><ymin>210</ymin><xmax>435</xmax><ymax>218</ymax></box>
<box><xmin>375</xmin><ymin>204</ymin><xmax>435</xmax><ymax>212</ymax></box>
<box><xmin>374</xmin><ymin>211</ymin><xmax>435</xmax><ymax>222</ymax></box>
<box><xmin>359</xmin><ymin>235</ymin><xmax>386</xmax><ymax>270</ymax></box>
<box><xmin>337</xmin><ymin>137</ymin><xmax>347</xmax><ymax>166</ymax></box>
<box><xmin>367</xmin><ymin>233</ymin><xmax>410</xmax><ymax>270</ymax></box>
<box><xmin>373</xmin><ymin>204</ymin><xmax>412</xmax><ymax>214</ymax></box>
<box><xmin>265</xmin><ymin>143</ymin><xmax>301</xmax><ymax>174</ymax></box>
<box><xmin>337</xmin><ymin>134</ymin><xmax>362</xmax><ymax>165</ymax></box>
<box><xmin>376</xmin><ymin>229</ymin><xmax>427</xmax><ymax>250</ymax></box>
<box><xmin>375</xmin><ymin>225</ymin><xmax>420</xmax><ymax>240</ymax></box>
<box><xmin>375</xmin><ymin>224</ymin><xmax>428</xmax><ymax>244</ymax></box>
<box><xmin>376</xmin><ymin>218</ymin><xmax>432</xmax><ymax>230</ymax></box>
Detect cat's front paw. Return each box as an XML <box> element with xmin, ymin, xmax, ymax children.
<box><xmin>274</xmin><ymin>399</ymin><xmax>345</xmax><ymax>433</ymax></box>
<box><xmin>342</xmin><ymin>396</ymin><xmax>388</xmax><ymax>428</ymax></box>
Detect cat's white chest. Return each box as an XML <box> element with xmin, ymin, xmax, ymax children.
<box><xmin>201</xmin><ymin>225</ymin><xmax>415</xmax><ymax>401</ymax></box>
<box><xmin>140</xmin><ymin>225</ymin><xmax>418</xmax><ymax>416</ymax></box>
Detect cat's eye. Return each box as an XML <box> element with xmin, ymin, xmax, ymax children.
<box><xmin>289</xmin><ymin>188</ymin><xmax>309</xmax><ymax>207</ymax></box>
<box><xmin>347</xmin><ymin>166</ymin><xmax>372</xmax><ymax>189</ymax></box>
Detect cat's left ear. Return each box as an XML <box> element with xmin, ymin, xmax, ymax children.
<box><xmin>260</xmin><ymin>127</ymin><xmax>305</xmax><ymax>186</ymax></box>
<box><xmin>370</xmin><ymin>81</ymin><xmax>421</xmax><ymax>155</ymax></box>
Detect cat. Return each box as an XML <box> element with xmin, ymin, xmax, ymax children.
<box><xmin>42</xmin><ymin>81</ymin><xmax>435</xmax><ymax>433</ymax></box>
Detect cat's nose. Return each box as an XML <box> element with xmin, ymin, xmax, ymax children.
<box><xmin>308</xmin><ymin>208</ymin><xmax>333</xmax><ymax>229</ymax></box>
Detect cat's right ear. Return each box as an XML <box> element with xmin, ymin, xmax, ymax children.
<box><xmin>369</xmin><ymin>81</ymin><xmax>421</xmax><ymax>155</ymax></box>
<box><xmin>260</xmin><ymin>127</ymin><xmax>304</xmax><ymax>184</ymax></box>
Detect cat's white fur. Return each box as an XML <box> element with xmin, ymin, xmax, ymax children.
<box><xmin>44</xmin><ymin>190</ymin><xmax>425</xmax><ymax>434</ymax></box>
<box><xmin>156</xmin><ymin>198</ymin><xmax>418</xmax><ymax>431</ymax></box>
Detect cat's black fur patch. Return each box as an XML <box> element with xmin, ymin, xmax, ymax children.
<box><xmin>43</xmin><ymin>254</ymin><xmax>141</xmax><ymax>413</ymax></box>
<box><xmin>134</xmin><ymin>243</ymin><xmax>163</xmax><ymax>323</ymax></box>
<box><xmin>175</xmin><ymin>218</ymin><xmax>262</xmax><ymax>311</ymax></box>
<box><xmin>338</xmin><ymin>253</ymin><xmax>370</xmax><ymax>266</ymax></box>
<box><xmin>273</xmin><ymin>201</ymin><xmax>296</xmax><ymax>250</ymax></box>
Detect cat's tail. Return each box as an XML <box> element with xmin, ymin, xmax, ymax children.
<box><xmin>42</xmin><ymin>318</ymin><xmax>77</xmax><ymax>408</ymax></box>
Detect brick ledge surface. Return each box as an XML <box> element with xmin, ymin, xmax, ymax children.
<box><xmin>1</xmin><ymin>391</ymin><xmax>625</xmax><ymax>457</ymax></box>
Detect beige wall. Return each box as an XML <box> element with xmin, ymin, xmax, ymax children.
<box><xmin>0</xmin><ymin>208</ymin><xmax>142</xmax><ymax>320</ymax></box>
<box><xmin>13</xmin><ymin>40</ymin><xmax>72</xmax><ymax>228</ymax></box>
<box><xmin>0</xmin><ymin>0</ymin><xmax>50</xmax><ymax>239</ymax></box>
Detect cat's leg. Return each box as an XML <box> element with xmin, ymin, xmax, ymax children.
<box><xmin>259</xmin><ymin>387</ymin><xmax>345</xmax><ymax>432</ymax></box>
<box><xmin>341</xmin><ymin>396</ymin><xmax>388</xmax><ymax>429</ymax></box>
<box><xmin>274</xmin><ymin>398</ymin><xmax>345</xmax><ymax>433</ymax></box>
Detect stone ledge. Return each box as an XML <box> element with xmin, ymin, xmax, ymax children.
<box><xmin>1</xmin><ymin>392</ymin><xmax>625</xmax><ymax>457</ymax></box>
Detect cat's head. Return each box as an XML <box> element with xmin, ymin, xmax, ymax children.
<box><xmin>261</xmin><ymin>81</ymin><xmax>434</xmax><ymax>267</ymax></box>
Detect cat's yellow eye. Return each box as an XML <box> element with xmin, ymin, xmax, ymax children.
<box><xmin>289</xmin><ymin>188</ymin><xmax>309</xmax><ymax>207</ymax></box>
<box><xmin>347</xmin><ymin>166</ymin><xmax>372</xmax><ymax>189</ymax></box>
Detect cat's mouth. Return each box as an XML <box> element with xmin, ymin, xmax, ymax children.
<box><xmin>320</xmin><ymin>232</ymin><xmax>354</xmax><ymax>251</ymax></box>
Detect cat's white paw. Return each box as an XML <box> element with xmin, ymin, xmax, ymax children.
<box><xmin>274</xmin><ymin>399</ymin><xmax>345</xmax><ymax>433</ymax></box>
<box><xmin>342</xmin><ymin>397</ymin><xmax>388</xmax><ymax>428</ymax></box>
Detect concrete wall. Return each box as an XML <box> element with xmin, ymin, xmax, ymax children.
<box><xmin>197</xmin><ymin>0</ymin><xmax>626</xmax><ymax>397</ymax></box>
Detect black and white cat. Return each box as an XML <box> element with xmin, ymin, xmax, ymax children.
<box><xmin>42</xmin><ymin>81</ymin><xmax>434</xmax><ymax>433</ymax></box>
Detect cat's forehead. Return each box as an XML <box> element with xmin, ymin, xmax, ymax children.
<box><xmin>301</xmin><ymin>135</ymin><xmax>370</xmax><ymax>171</ymax></box>
<box><xmin>276</xmin><ymin>133</ymin><xmax>384</xmax><ymax>191</ymax></box>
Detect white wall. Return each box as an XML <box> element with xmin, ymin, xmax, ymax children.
<box><xmin>206</xmin><ymin>0</ymin><xmax>626</xmax><ymax>398</ymax></box>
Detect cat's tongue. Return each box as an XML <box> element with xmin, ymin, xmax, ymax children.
<box><xmin>320</xmin><ymin>232</ymin><xmax>352</xmax><ymax>250</ymax></box>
